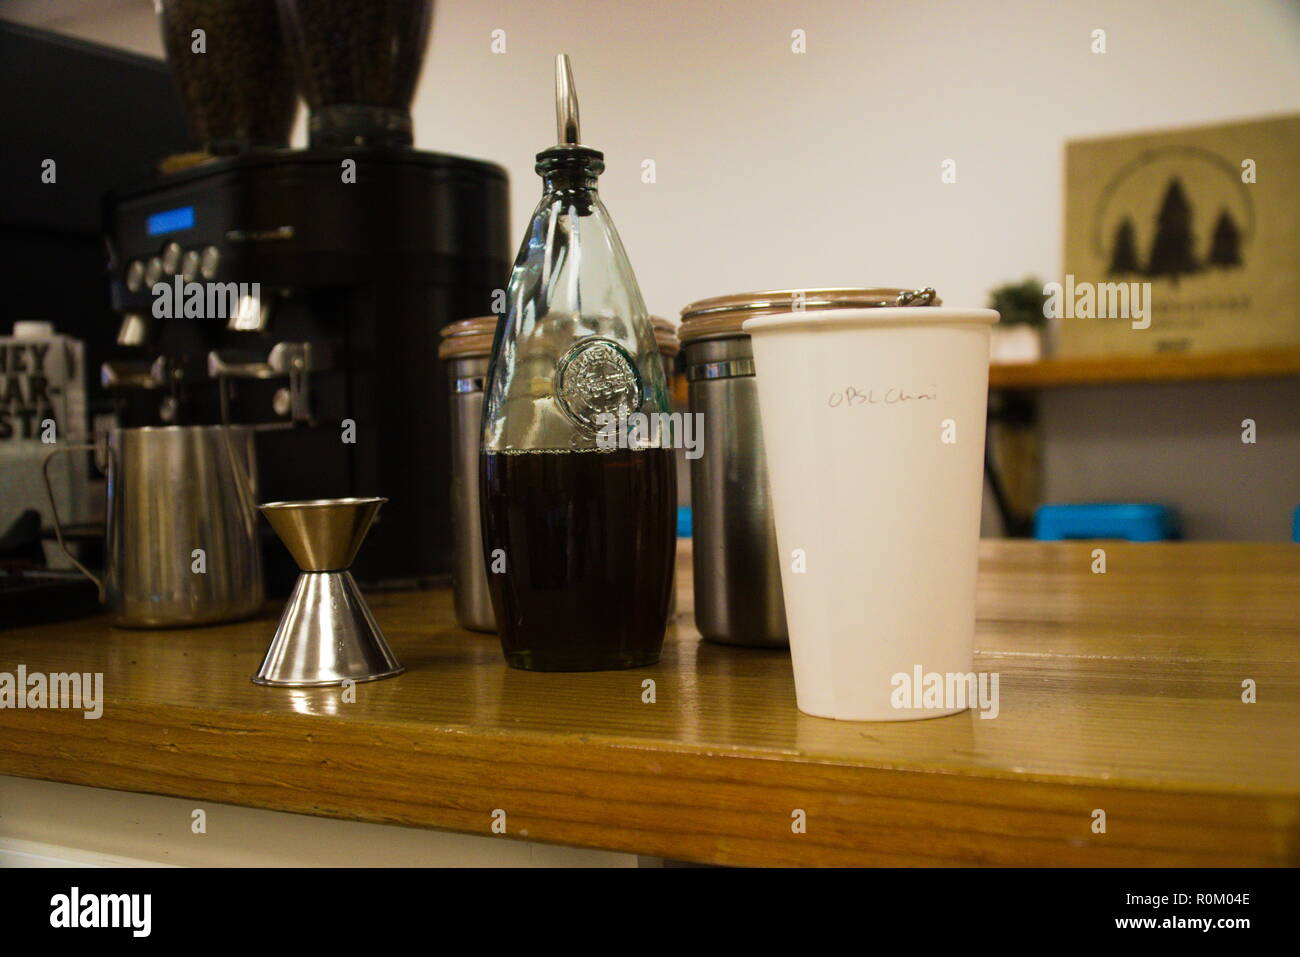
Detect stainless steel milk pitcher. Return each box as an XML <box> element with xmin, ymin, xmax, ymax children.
<box><xmin>43</xmin><ymin>425</ymin><xmax>264</xmax><ymax>627</ymax></box>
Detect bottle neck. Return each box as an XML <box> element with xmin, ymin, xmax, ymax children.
<box><xmin>535</xmin><ymin>145</ymin><xmax>605</xmax><ymax>197</ymax></box>
<box><xmin>543</xmin><ymin>169</ymin><xmax>599</xmax><ymax>193</ymax></box>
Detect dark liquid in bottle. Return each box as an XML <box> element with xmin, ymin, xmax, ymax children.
<box><xmin>480</xmin><ymin>447</ymin><xmax>676</xmax><ymax>671</ymax></box>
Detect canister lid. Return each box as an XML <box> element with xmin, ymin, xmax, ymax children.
<box><xmin>678</xmin><ymin>287</ymin><xmax>941</xmax><ymax>342</ymax></box>
<box><xmin>651</xmin><ymin>316</ymin><xmax>680</xmax><ymax>359</ymax></box>
<box><xmin>438</xmin><ymin>316</ymin><xmax>499</xmax><ymax>360</ymax></box>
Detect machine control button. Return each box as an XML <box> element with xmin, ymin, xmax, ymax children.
<box><xmin>180</xmin><ymin>249</ymin><xmax>201</xmax><ymax>283</ymax></box>
<box><xmin>161</xmin><ymin>242</ymin><xmax>183</xmax><ymax>275</ymax></box>
<box><xmin>116</xmin><ymin>312</ymin><xmax>148</xmax><ymax>347</ymax></box>
<box><xmin>125</xmin><ymin>260</ymin><xmax>145</xmax><ymax>292</ymax></box>
<box><xmin>199</xmin><ymin>245</ymin><xmax>220</xmax><ymax>280</ymax></box>
<box><xmin>144</xmin><ymin>256</ymin><xmax>163</xmax><ymax>287</ymax></box>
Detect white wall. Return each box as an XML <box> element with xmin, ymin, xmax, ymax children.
<box><xmin>1038</xmin><ymin>378</ymin><xmax>1300</xmax><ymax>541</ymax></box>
<box><xmin>15</xmin><ymin>0</ymin><xmax>1300</xmax><ymax>317</ymax></box>
<box><xmin>3</xmin><ymin>0</ymin><xmax>163</xmax><ymax>58</ymax></box>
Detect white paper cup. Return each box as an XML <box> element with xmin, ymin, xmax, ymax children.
<box><xmin>743</xmin><ymin>307</ymin><xmax>998</xmax><ymax>721</ymax></box>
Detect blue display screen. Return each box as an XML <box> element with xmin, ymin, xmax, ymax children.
<box><xmin>146</xmin><ymin>205</ymin><xmax>195</xmax><ymax>236</ymax></box>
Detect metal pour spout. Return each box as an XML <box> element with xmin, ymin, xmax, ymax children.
<box><xmin>555</xmin><ymin>53</ymin><xmax>580</xmax><ymax>146</ymax></box>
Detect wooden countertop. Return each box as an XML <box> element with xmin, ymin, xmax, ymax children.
<box><xmin>1</xmin><ymin>541</ymin><xmax>1297</xmax><ymax>867</ymax></box>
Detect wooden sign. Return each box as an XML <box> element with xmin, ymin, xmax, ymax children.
<box><xmin>1057</xmin><ymin>114</ymin><xmax>1300</xmax><ymax>357</ymax></box>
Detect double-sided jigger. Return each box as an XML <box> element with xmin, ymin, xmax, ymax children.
<box><xmin>253</xmin><ymin>497</ymin><xmax>404</xmax><ymax>687</ymax></box>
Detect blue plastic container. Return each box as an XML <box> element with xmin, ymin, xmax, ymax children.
<box><xmin>1034</xmin><ymin>504</ymin><xmax>1179</xmax><ymax>542</ymax></box>
<box><xmin>677</xmin><ymin>505</ymin><xmax>693</xmax><ymax>539</ymax></box>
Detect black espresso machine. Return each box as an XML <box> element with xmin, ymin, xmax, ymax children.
<box><xmin>103</xmin><ymin>0</ymin><xmax>510</xmax><ymax>590</ymax></box>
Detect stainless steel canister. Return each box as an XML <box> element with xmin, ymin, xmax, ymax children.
<box><xmin>679</xmin><ymin>299</ymin><xmax>786</xmax><ymax>647</ymax></box>
<box><xmin>439</xmin><ymin>317</ymin><xmax>498</xmax><ymax>632</ymax></box>
<box><xmin>678</xmin><ymin>287</ymin><xmax>941</xmax><ymax>647</ymax></box>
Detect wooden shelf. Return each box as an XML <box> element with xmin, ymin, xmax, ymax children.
<box><xmin>989</xmin><ymin>347</ymin><xmax>1300</xmax><ymax>389</ymax></box>
<box><xmin>1</xmin><ymin>541</ymin><xmax>1298</xmax><ymax>866</ymax></box>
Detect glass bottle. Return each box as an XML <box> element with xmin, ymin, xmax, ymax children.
<box><xmin>479</xmin><ymin>55</ymin><xmax>676</xmax><ymax>672</ymax></box>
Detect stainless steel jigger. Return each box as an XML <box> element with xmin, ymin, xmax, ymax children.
<box><xmin>253</xmin><ymin>497</ymin><xmax>404</xmax><ymax>687</ymax></box>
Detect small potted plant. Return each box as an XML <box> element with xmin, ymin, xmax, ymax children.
<box><xmin>986</xmin><ymin>278</ymin><xmax>1048</xmax><ymax>362</ymax></box>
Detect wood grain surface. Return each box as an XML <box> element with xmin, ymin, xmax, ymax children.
<box><xmin>1</xmin><ymin>541</ymin><xmax>1297</xmax><ymax>866</ymax></box>
<box><xmin>989</xmin><ymin>347</ymin><xmax>1300</xmax><ymax>389</ymax></box>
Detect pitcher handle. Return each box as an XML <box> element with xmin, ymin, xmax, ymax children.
<box><xmin>219</xmin><ymin>425</ymin><xmax>261</xmax><ymax>534</ymax></box>
<box><xmin>42</xmin><ymin>443</ymin><xmax>106</xmax><ymax>602</ymax></box>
